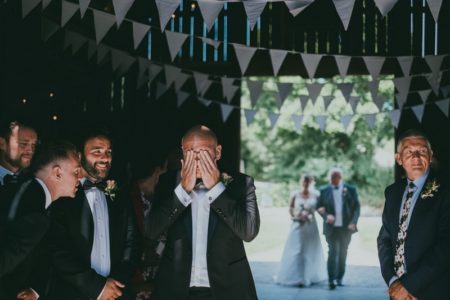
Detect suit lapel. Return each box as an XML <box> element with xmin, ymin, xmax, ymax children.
<box><xmin>391</xmin><ymin>179</ymin><xmax>407</xmax><ymax>237</ymax></box>
<box><xmin>207</xmin><ymin>209</ymin><xmax>218</xmax><ymax>242</ymax></box>
<box><xmin>408</xmin><ymin>172</ymin><xmax>436</xmax><ymax>232</ymax></box>
<box><xmin>79</xmin><ymin>189</ymin><xmax>94</xmax><ymax>248</ymax></box>
<box><xmin>326</xmin><ymin>187</ymin><xmax>335</xmax><ymax>214</ymax></box>
<box><xmin>183</xmin><ymin>206</ymin><xmax>193</xmax><ymax>246</ymax></box>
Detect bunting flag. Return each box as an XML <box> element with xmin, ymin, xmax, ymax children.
<box><xmin>42</xmin><ymin>18</ymin><xmax>60</xmax><ymax>42</ymax></box>
<box><xmin>394</xmin><ymin>76</ymin><xmax>411</xmax><ymax>95</ymax></box>
<box><xmin>244</xmin><ymin>109</ymin><xmax>257</xmax><ymax>126</ymax></box>
<box><xmin>96</xmin><ymin>44</ymin><xmax>110</xmax><ymax>64</ymax></box>
<box><xmin>323</xmin><ymin>96</ymin><xmax>334</xmax><ymax>111</ymax></box>
<box><xmin>79</xmin><ymin>0</ymin><xmax>90</xmax><ymax>18</ymax></box>
<box><xmin>374</xmin><ymin>0</ymin><xmax>398</xmax><ymax>17</ymax></box>
<box><xmin>22</xmin><ymin>0</ymin><xmax>41</xmax><ymax>18</ymax></box>
<box><xmin>136</xmin><ymin>58</ymin><xmax>148</xmax><ymax>89</ymax></box>
<box><xmin>220</xmin><ymin>104</ymin><xmax>234</xmax><ymax>122</ymax></box>
<box><xmin>193</xmin><ymin>72</ymin><xmax>210</xmax><ymax>95</ymax></box>
<box><xmin>174</xmin><ymin>72</ymin><xmax>191</xmax><ymax>91</ymax></box>
<box><xmin>335</xmin><ymin>55</ymin><xmax>351</xmax><ymax>77</ymax></box>
<box><xmin>270</xmin><ymin>49</ymin><xmax>288</xmax><ymax>76</ymax></box>
<box><xmin>374</xmin><ymin>95</ymin><xmax>385</xmax><ymax>112</ymax></box>
<box><xmin>284</xmin><ymin>0</ymin><xmax>315</xmax><ymax>17</ymax></box>
<box><xmin>417</xmin><ymin>89</ymin><xmax>432</xmax><ymax>103</ymax></box>
<box><xmin>198</xmin><ymin>98</ymin><xmax>212</xmax><ymax>107</ymax></box>
<box><xmin>291</xmin><ymin>115</ymin><xmax>304</xmax><ymax>132</ymax></box>
<box><xmin>176</xmin><ymin>90</ymin><xmax>190</xmax><ymax>107</ymax></box>
<box><xmin>425</xmin><ymin>54</ymin><xmax>445</xmax><ymax>76</ymax></box>
<box><xmin>363</xmin><ymin>56</ymin><xmax>385</xmax><ymax>79</ymax></box>
<box><xmin>199</xmin><ymin>37</ymin><xmax>221</xmax><ymax>49</ymax></box>
<box><xmin>315</xmin><ymin>115</ymin><xmax>328</xmax><ymax>132</ymax></box>
<box><xmin>426</xmin><ymin>0</ymin><xmax>443</xmax><ymax>22</ymax></box>
<box><xmin>93</xmin><ymin>10</ymin><xmax>116</xmax><ymax>44</ymax></box>
<box><xmin>247</xmin><ymin>80</ymin><xmax>263</xmax><ymax>107</ymax></box>
<box><xmin>42</xmin><ymin>0</ymin><xmax>52</xmax><ymax>9</ymax></box>
<box><xmin>300</xmin><ymin>53</ymin><xmax>323</xmax><ymax>78</ymax></box>
<box><xmin>411</xmin><ymin>104</ymin><xmax>425</xmax><ymax>122</ymax></box>
<box><xmin>395</xmin><ymin>93</ymin><xmax>408</xmax><ymax>108</ymax></box>
<box><xmin>149</xmin><ymin>63</ymin><xmax>163</xmax><ymax>83</ymax></box>
<box><xmin>221</xmin><ymin>78</ymin><xmax>239</xmax><ymax>103</ymax></box>
<box><xmin>364</xmin><ymin>113</ymin><xmax>377</xmax><ymax>129</ymax></box>
<box><xmin>397</xmin><ymin>56</ymin><xmax>414</xmax><ymax>77</ymax></box>
<box><xmin>112</xmin><ymin>0</ymin><xmax>135</xmax><ymax>28</ymax></box>
<box><xmin>116</xmin><ymin>54</ymin><xmax>135</xmax><ymax>76</ymax></box>
<box><xmin>61</xmin><ymin>0</ymin><xmax>79</xmax><ymax>27</ymax></box>
<box><xmin>338</xmin><ymin>83</ymin><xmax>353</xmax><ymax>102</ymax></box>
<box><xmin>274</xmin><ymin>93</ymin><xmax>284</xmax><ymax>109</ymax></box>
<box><xmin>435</xmin><ymin>98</ymin><xmax>449</xmax><ymax>117</ymax></box>
<box><xmin>332</xmin><ymin>0</ymin><xmax>356</xmax><ymax>31</ymax></box>
<box><xmin>268</xmin><ymin>112</ymin><xmax>280</xmax><ymax>129</ymax></box>
<box><xmin>197</xmin><ymin>1</ymin><xmax>223</xmax><ymax>32</ymax></box>
<box><xmin>389</xmin><ymin>109</ymin><xmax>401</xmax><ymax>128</ymax></box>
<box><xmin>156</xmin><ymin>82</ymin><xmax>169</xmax><ymax>99</ymax></box>
<box><xmin>349</xmin><ymin>96</ymin><xmax>359</xmax><ymax>113</ymax></box>
<box><xmin>276</xmin><ymin>82</ymin><xmax>293</xmax><ymax>107</ymax></box>
<box><xmin>299</xmin><ymin>95</ymin><xmax>310</xmax><ymax>111</ymax></box>
<box><xmin>232</xmin><ymin>44</ymin><xmax>257</xmax><ymax>75</ymax></box>
<box><xmin>243</xmin><ymin>2</ymin><xmax>266</xmax><ymax>30</ymax></box>
<box><xmin>163</xmin><ymin>64</ymin><xmax>179</xmax><ymax>87</ymax></box>
<box><xmin>64</xmin><ymin>30</ymin><xmax>86</xmax><ymax>55</ymax></box>
<box><xmin>427</xmin><ymin>73</ymin><xmax>441</xmax><ymax>95</ymax></box>
<box><xmin>441</xmin><ymin>85</ymin><xmax>450</xmax><ymax>98</ymax></box>
<box><xmin>368</xmin><ymin>80</ymin><xmax>379</xmax><ymax>100</ymax></box>
<box><xmin>165</xmin><ymin>30</ymin><xmax>189</xmax><ymax>61</ymax></box>
<box><xmin>132</xmin><ymin>22</ymin><xmax>150</xmax><ymax>49</ymax></box>
<box><xmin>111</xmin><ymin>49</ymin><xmax>135</xmax><ymax>74</ymax></box>
<box><xmin>340</xmin><ymin>114</ymin><xmax>353</xmax><ymax>130</ymax></box>
<box><xmin>306</xmin><ymin>83</ymin><xmax>324</xmax><ymax>104</ymax></box>
<box><xmin>155</xmin><ymin>0</ymin><xmax>180</xmax><ymax>32</ymax></box>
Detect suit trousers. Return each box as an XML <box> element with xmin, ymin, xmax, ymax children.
<box><xmin>325</xmin><ymin>227</ymin><xmax>352</xmax><ymax>282</ymax></box>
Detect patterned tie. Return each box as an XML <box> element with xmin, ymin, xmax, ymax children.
<box><xmin>394</xmin><ymin>181</ymin><xmax>416</xmax><ymax>277</ymax></box>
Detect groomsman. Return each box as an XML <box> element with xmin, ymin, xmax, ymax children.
<box><xmin>317</xmin><ymin>168</ymin><xmax>360</xmax><ymax>290</ymax></box>
<box><xmin>47</xmin><ymin>132</ymin><xmax>140</xmax><ymax>300</ymax></box>
<box><xmin>378</xmin><ymin>130</ymin><xmax>450</xmax><ymax>300</ymax></box>
<box><xmin>0</xmin><ymin>141</ymin><xmax>81</xmax><ymax>299</ymax></box>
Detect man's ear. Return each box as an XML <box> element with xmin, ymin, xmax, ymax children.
<box><xmin>0</xmin><ymin>137</ymin><xmax>6</xmax><ymax>152</ymax></box>
<box><xmin>215</xmin><ymin>145</ymin><xmax>222</xmax><ymax>161</ymax></box>
<box><xmin>395</xmin><ymin>153</ymin><xmax>402</xmax><ymax>166</ymax></box>
<box><xmin>53</xmin><ymin>165</ymin><xmax>62</xmax><ymax>180</ymax></box>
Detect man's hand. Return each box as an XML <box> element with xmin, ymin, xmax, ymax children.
<box><xmin>181</xmin><ymin>150</ymin><xmax>196</xmax><ymax>193</ymax></box>
<box><xmin>98</xmin><ymin>278</ymin><xmax>125</xmax><ymax>300</ymax></box>
<box><xmin>16</xmin><ymin>288</ymin><xmax>37</xmax><ymax>300</ymax></box>
<box><xmin>317</xmin><ymin>207</ymin><xmax>326</xmax><ymax>215</ymax></box>
<box><xmin>198</xmin><ymin>150</ymin><xmax>220</xmax><ymax>189</ymax></box>
<box><xmin>348</xmin><ymin>223</ymin><xmax>357</xmax><ymax>232</ymax></box>
<box><xmin>388</xmin><ymin>281</ymin><xmax>417</xmax><ymax>300</ymax></box>
<box><xmin>326</xmin><ymin>214</ymin><xmax>335</xmax><ymax>224</ymax></box>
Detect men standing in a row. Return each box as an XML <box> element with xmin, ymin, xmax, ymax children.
<box><xmin>0</xmin><ymin>140</ymin><xmax>81</xmax><ymax>299</ymax></box>
<box><xmin>47</xmin><ymin>132</ymin><xmax>141</xmax><ymax>300</ymax></box>
<box><xmin>149</xmin><ymin>125</ymin><xmax>260</xmax><ymax>300</ymax></box>
<box><xmin>378</xmin><ymin>130</ymin><xmax>450</xmax><ymax>300</ymax></box>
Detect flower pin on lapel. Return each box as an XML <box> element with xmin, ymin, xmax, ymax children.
<box><xmin>221</xmin><ymin>173</ymin><xmax>233</xmax><ymax>186</ymax></box>
<box><xmin>105</xmin><ymin>180</ymin><xmax>118</xmax><ymax>201</ymax></box>
<box><xmin>421</xmin><ymin>179</ymin><xmax>439</xmax><ymax>199</ymax></box>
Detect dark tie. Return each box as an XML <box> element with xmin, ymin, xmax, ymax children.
<box><xmin>3</xmin><ymin>173</ymin><xmax>20</xmax><ymax>185</ymax></box>
<box><xmin>83</xmin><ymin>179</ymin><xmax>106</xmax><ymax>191</ymax></box>
<box><xmin>334</xmin><ymin>185</ymin><xmax>339</xmax><ymax>190</ymax></box>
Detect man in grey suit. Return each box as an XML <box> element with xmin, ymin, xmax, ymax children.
<box><xmin>317</xmin><ymin>168</ymin><xmax>360</xmax><ymax>290</ymax></box>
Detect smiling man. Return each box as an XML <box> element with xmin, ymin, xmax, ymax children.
<box><xmin>378</xmin><ymin>129</ymin><xmax>450</xmax><ymax>300</ymax></box>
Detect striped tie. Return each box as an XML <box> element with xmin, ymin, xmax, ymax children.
<box><xmin>394</xmin><ymin>182</ymin><xmax>416</xmax><ymax>277</ymax></box>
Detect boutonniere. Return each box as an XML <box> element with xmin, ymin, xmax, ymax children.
<box><xmin>221</xmin><ymin>173</ymin><xmax>233</xmax><ymax>186</ymax></box>
<box><xmin>105</xmin><ymin>180</ymin><xmax>118</xmax><ymax>201</ymax></box>
<box><xmin>343</xmin><ymin>187</ymin><xmax>348</xmax><ymax>196</ymax></box>
<box><xmin>421</xmin><ymin>179</ymin><xmax>439</xmax><ymax>199</ymax></box>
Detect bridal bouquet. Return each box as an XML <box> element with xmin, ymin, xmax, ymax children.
<box><xmin>292</xmin><ymin>204</ymin><xmax>313</xmax><ymax>225</ymax></box>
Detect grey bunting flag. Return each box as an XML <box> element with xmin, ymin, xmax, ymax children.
<box><xmin>435</xmin><ymin>98</ymin><xmax>449</xmax><ymax>117</ymax></box>
<box><xmin>268</xmin><ymin>112</ymin><xmax>280</xmax><ymax>129</ymax></box>
<box><xmin>291</xmin><ymin>115</ymin><xmax>304</xmax><ymax>132</ymax></box>
<box><xmin>247</xmin><ymin>80</ymin><xmax>264</xmax><ymax>107</ymax></box>
<box><xmin>340</xmin><ymin>114</ymin><xmax>353</xmax><ymax>130</ymax></box>
<box><xmin>389</xmin><ymin>109</ymin><xmax>401</xmax><ymax>128</ymax></box>
<box><xmin>411</xmin><ymin>104</ymin><xmax>425</xmax><ymax>122</ymax></box>
<box><xmin>244</xmin><ymin>109</ymin><xmax>257</xmax><ymax>126</ymax></box>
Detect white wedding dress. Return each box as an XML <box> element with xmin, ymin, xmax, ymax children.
<box><xmin>274</xmin><ymin>191</ymin><xmax>327</xmax><ymax>286</ymax></box>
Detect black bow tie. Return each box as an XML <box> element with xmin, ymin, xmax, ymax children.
<box><xmin>3</xmin><ymin>173</ymin><xmax>20</xmax><ymax>185</ymax></box>
<box><xmin>83</xmin><ymin>179</ymin><xmax>107</xmax><ymax>191</ymax></box>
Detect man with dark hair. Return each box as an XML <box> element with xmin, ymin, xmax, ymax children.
<box><xmin>47</xmin><ymin>132</ymin><xmax>140</xmax><ymax>300</ymax></box>
<box><xmin>0</xmin><ymin>140</ymin><xmax>81</xmax><ymax>300</ymax></box>
<box><xmin>378</xmin><ymin>129</ymin><xmax>450</xmax><ymax>300</ymax></box>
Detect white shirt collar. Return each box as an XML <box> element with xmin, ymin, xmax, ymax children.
<box><xmin>0</xmin><ymin>165</ymin><xmax>14</xmax><ymax>184</ymax></box>
<box><xmin>35</xmin><ymin>178</ymin><xmax>52</xmax><ymax>209</ymax></box>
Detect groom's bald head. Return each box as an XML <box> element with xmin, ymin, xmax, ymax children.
<box><xmin>181</xmin><ymin>125</ymin><xmax>218</xmax><ymax>146</ymax></box>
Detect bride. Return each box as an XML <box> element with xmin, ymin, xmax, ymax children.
<box><xmin>274</xmin><ymin>174</ymin><xmax>327</xmax><ymax>286</ymax></box>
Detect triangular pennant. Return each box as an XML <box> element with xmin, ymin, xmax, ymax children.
<box><xmin>79</xmin><ymin>0</ymin><xmax>90</xmax><ymax>18</ymax></box>
<box><xmin>61</xmin><ymin>0</ymin><xmax>79</xmax><ymax>27</ymax></box>
<box><xmin>426</xmin><ymin>73</ymin><xmax>441</xmax><ymax>95</ymax></box>
<box><xmin>411</xmin><ymin>104</ymin><xmax>425</xmax><ymax>122</ymax></box>
<box><xmin>424</xmin><ymin>54</ymin><xmax>445</xmax><ymax>76</ymax></box>
<box><xmin>198</xmin><ymin>98</ymin><xmax>212</xmax><ymax>107</ymax></box>
<box><xmin>270</xmin><ymin>49</ymin><xmax>288</xmax><ymax>76</ymax></box>
<box><xmin>417</xmin><ymin>89</ymin><xmax>432</xmax><ymax>103</ymax></box>
<box><xmin>224</xmin><ymin>85</ymin><xmax>239</xmax><ymax>103</ymax></box>
<box><xmin>364</xmin><ymin>113</ymin><xmax>377</xmax><ymax>129</ymax></box>
<box><xmin>243</xmin><ymin>2</ymin><xmax>266</xmax><ymax>30</ymax></box>
<box><xmin>42</xmin><ymin>17</ymin><xmax>60</xmax><ymax>42</ymax></box>
<box><xmin>389</xmin><ymin>109</ymin><xmax>401</xmax><ymax>128</ymax></box>
<box><xmin>441</xmin><ymin>85</ymin><xmax>450</xmax><ymax>98</ymax></box>
<box><xmin>363</xmin><ymin>56</ymin><xmax>385</xmax><ymax>79</ymax></box>
<box><xmin>197</xmin><ymin>0</ymin><xmax>223</xmax><ymax>32</ymax></box>
<box><xmin>322</xmin><ymin>96</ymin><xmax>334</xmax><ymax>111</ymax></box>
<box><xmin>291</xmin><ymin>115</ymin><xmax>304</xmax><ymax>132</ymax></box>
<box><xmin>149</xmin><ymin>63</ymin><xmax>163</xmax><ymax>83</ymax></box>
<box><xmin>332</xmin><ymin>0</ymin><xmax>356</xmax><ymax>30</ymax></box>
<box><xmin>174</xmin><ymin>73</ymin><xmax>191</xmax><ymax>91</ymax></box>
<box><xmin>268</xmin><ymin>112</ymin><xmax>280</xmax><ymax>129</ymax></box>
<box><xmin>373</xmin><ymin>0</ymin><xmax>398</xmax><ymax>17</ymax></box>
<box><xmin>274</xmin><ymin>93</ymin><xmax>284</xmax><ymax>109</ymax></box>
<box><xmin>277</xmin><ymin>82</ymin><xmax>293</xmax><ymax>105</ymax></box>
<box><xmin>340</xmin><ymin>114</ymin><xmax>353</xmax><ymax>130</ymax></box>
<box><xmin>427</xmin><ymin>0</ymin><xmax>443</xmax><ymax>22</ymax></box>
<box><xmin>176</xmin><ymin>91</ymin><xmax>190</xmax><ymax>108</ymax></box>
<box><xmin>284</xmin><ymin>0</ymin><xmax>315</xmax><ymax>17</ymax></box>
<box><xmin>349</xmin><ymin>96</ymin><xmax>359</xmax><ymax>113</ymax></box>
<box><xmin>299</xmin><ymin>95</ymin><xmax>310</xmax><ymax>110</ymax></box>
<box><xmin>111</xmin><ymin>49</ymin><xmax>129</xmax><ymax>72</ymax></box>
<box><xmin>338</xmin><ymin>83</ymin><xmax>353</xmax><ymax>102</ymax></box>
<box><xmin>165</xmin><ymin>30</ymin><xmax>188</xmax><ymax>61</ymax></box>
<box><xmin>306</xmin><ymin>83</ymin><xmax>324</xmax><ymax>104</ymax></box>
<box><xmin>368</xmin><ymin>80</ymin><xmax>379</xmax><ymax>100</ymax></box>
<box><xmin>132</xmin><ymin>22</ymin><xmax>150</xmax><ymax>49</ymax></box>
<box><xmin>335</xmin><ymin>55</ymin><xmax>352</xmax><ymax>77</ymax></box>
<box><xmin>112</xmin><ymin>0</ymin><xmax>135</xmax><ymax>27</ymax></box>
<box><xmin>155</xmin><ymin>0</ymin><xmax>180</xmax><ymax>32</ymax></box>
<box><xmin>300</xmin><ymin>53</ymin><xmax>323</xmax><ymax>78</ymax></box>
<box><xmin>64</xmin><ymin>30</ymin><xmax>86</xmax><ymax>55</ymax></box>
<box><xmin>435</xmin><ymin>98</ymin><xmax>449</xmax><ymax>117</ymax></box>
<box><xmin>42</xmin><ymin>0</ymin><xmax>52</xmax><ymax>9</ymax></box>
<box><xmin>244</xmin><ymin>109</ymin><xmax>257</xmax><ymax>126</ymax></box>
<box><xmin>193</xmin><ymin>72</ymin><xmax>209</xmax><ymax>95</ymax></box>
<box><xmin>232</xmin><ymin>44</ymin><xmax>257</xmax><ymax>75</ymax></box>
<box><xmin>87</xmin><ymin>40</ymin><xmax>97</xmax><ymax>60</ymax></box>
<box><xmin>395</xmin><ymin>93</ymin><xmax>408</xmax><ymax>108</ymax></box>
<box><xmin>247</xmin><ymin>80</ymin><xmax>263</xmax><ymax>107</ymax></box>
<box><xmin>136</xmin><ymin>72</ymin><xmax>148</xmax><ymax>90</ymax></box>
<box><xmin>116</xmin><ymin>55</ymin><xmax>135</xmax><ymax>76</ymax></box>
<box><xmin>156</xmin><ymin>82</ymin><xmax>169</xmax><ymax>99</ymax></box>
<box><xmin>199</xmin><ymin>37</ymin><xmax>221</xmax><ymax>49</ymax></box>
<box><xmin>164</xmin><ymin>65</ymin><xmax>179</xmax><ymax>87</ymax></box>
<box><xmin>374</xmin><ymin>95</ymin><xmax>385</xmax><ymax>111</ymax></box>
<box><xmin>315</xmin><ymin>115</ymin><xmax>328</xmax><ymax>132</ymax></box>
<box><xmin>393</xmin><ymin>76</ymin><xmax>411</xmax><ymax>95</ymax></box>
<box><xmin>96</xmin><ymin>44</ymin><xmax>109</xmax><ymax>64</ymax></box>
<box><xmin>220</xmin><ymin>104</ymin><xmax>234</xmax><ymax>123</ymax></box>
<box><xmin>397</xmin><ymin>56</ymin><xmax>414</xmax><ymax>77</ymax></box>
<box><xmin>22</xmin><ymin>0</ymin><xmax>41</xmax><ymax>18</ymax></box>
<box><xmin>137</xmin><ymin>57</ymin><xmax>148</xmax><ymax>76</ymax></box>
<box><xmin>93</xmin><ymin>9</ymin><xmax>116</xmax><ymax>44</ymax></box>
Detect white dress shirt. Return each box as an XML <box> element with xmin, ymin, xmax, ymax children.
<box><xmin>332</xmin><ymin>184</ymin><xmax>343</xmax><ymax>227</ymax></box>
<box><xmin>81</xmin><ymin>178</ymin><xmax>111</xmax><ymax>278</ymax></box>
<box><xmin>175</xmin><ymin>181</ymin><xmax>225</xmax><ymax>287</ymax></box>
<box><xmin>0</xmin><ymin>165</ymin><xmax>13</xmax><ymax>186</ymax></box>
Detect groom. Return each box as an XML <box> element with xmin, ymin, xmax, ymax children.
<box><xmin>317</xmin><ymin>167</ymin><xmax>360</xmax><ymax>290</ymax></box>
<box><xmin>377</xmin><ymin>130</ymin><xmax>450</xmax><ymax>299</ymax></box>
<box><xmin>148</xmin><ymin>125</ymin><xmax>260</xmax><ymax>300</ymax></box>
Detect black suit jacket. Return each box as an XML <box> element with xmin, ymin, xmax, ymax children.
<box><xmin>377</xmin><ymin>171</ymin><xmax>450</xmax><ymax>299</ymax></box>
<box><xmin>0</xmin><ymin>179</ymin><xmax>51</xmax><ymax>299</ymax></box>
<box><xmin>317</xmin><ymin>184</ymin><xmax>360</xmax><ymax>236</ymax></box>
<box><xmin>148</xmin><ymin>171</ymin><xmax>260</xmax><ymax>300</ymax></box>
<box><xmin>46</xmin><ymin>184</ymin><xmax>141</xmax><ymax>300</ymax></box>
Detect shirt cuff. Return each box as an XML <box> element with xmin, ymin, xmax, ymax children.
<box><xmin>206</xmin><ymin>182</ymin><xmax>225</xmax><ymax>204</ymax></box>
<box><xmin>175</xmin><ymin>184</ymin><xmax>193</xmax><ymax>207</ymax></box>
<box><xmin>389</xmin><ymin>276</ymin><xmax>399</xmax><ymax>287</ymax></box>
<box><xmin>31</xmin><ymin>288</ymin><xmax>39</xmax><ymax>299</ymax></box>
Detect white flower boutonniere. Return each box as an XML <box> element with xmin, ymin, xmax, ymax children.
<box><xmin>105</xmin><ymin>180</ymin><xmax>119</xmax><ymax>201</ymax></box>
<box><xmin>221</xmin><ymin>173</ymin><xmax>233</xmax><ymax>186</ymax></box>
<box><xmin>343</xmin><ymin>187</ymin><xmax>348</xmax><ymax>196</ymax></box>
<box><xmin>421</xmin><ymin>179</ymin><xmax>439</xmax><ymax>199</ymax></box>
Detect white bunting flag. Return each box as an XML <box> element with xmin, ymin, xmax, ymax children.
<box><xmin>199</xmin><ymin>37</ymin><xmax>221</xmax><ymax>49</ymax></box>
<box><xmin>411</xmin><ymin>104</ymin><xmax>425</xmax><ymax>122</ymax></box>
<box><xmin>323</xmin><ymin>96</ymin><xmax>334</xmax><ymax>111</ymax></box>
<box><xmin>389</xmin><ymin>109</ymin><xmax>401</xmax><ymax>128</ymax></box>
<box><xmin>79</xmin><ymin>0</ymin><xmax>90</xmax><ymax>18</ymax></box>
<box><xmin>425</xmin><ymin>54</ymin><xmax>445</xmax><ymax>76</ymax></box>
<box><xmin>397</xmin><ymin>56</ymin><xmax>414</xmax><ymax>77</ymax></box>
<box><xmin>306</xmin><ymin>83</ymin><xmax>324</xmax><ymax>104</ymax></box>
<box><xmin>232</xmin><ymin>44</ymin><xmax>257</xmax><ymax>75</ymax></box>
<box><xmin>418</xmin><ymin>89</ymin><xmax>432</xmax><ymax>103</ymax></box>
<box><xmin>349</xmin><ymin>96</ymin><xmax>359</xmax><ymax>113</ymax></box>
<box><xmin>291</xmin><ymin>115</ymin><xmax>304</xmax><ymax>132</ymax></box>
<box><xmin>42</xmin><ymin>18</ymin><xmax>60</xmax><ymax>42</ymax></box>
<box><xmin>435</xmin><ymin>98</ymin><xmax>449</xmax><ymax>117</ymax></box>
<box><xmin>284</xmin><ymin>0</ymin><xmax>315</xmax><ymax>17</ymax></box>
<box><xmin>93</xmin><ymin>9</ymin><xmax>116</xmax><ymax>44</ymax></box>
<box><xmin>198</xmin><ymin>98</ymin><xmax>212</xmax><ymax>107</ymax></box>
<box><xmin>176</xmin><ymin>91</ymin><xmax>190</xmax><ymax>108</ymax></box>
<box><xmin>364</xmin><ymin>113</ymin><xmax>377</xmax><ymax>129</ymax></box>
<box><xmin>22</xmin><ymin>0</ymin><xmax>41</xmax><ymax>18</ymax></box>
<box><xmin>244</xmin><ymin>109</ymin><xmax>257</xmax><ymax>126</ymax></box>
<box><xmin>316</xmin><ymin>115</ymin><xmax>328</xmax><ymax>132</ymax></box>
<box><xmin>165</xmin><ymin>30</ymin><xmax>189</xmax><ymax>61</ymax></box>
<box><xmin>335</xmin><ymin>55</ymin><xmax>352</xmax><ymax>77</ymax></box>
<box><xmin>338</xmin><ymin>83</ymin><xmax>353</xmax><ymax>102</ymax></box>
<box><xmin>61</xmin><ymin>0</ymin><xmax>79</xmax><ymax>27</ymax></box>
<box><xmin>301</xmin><ymin>53</ymin><xmax>323</xmax><ymax>78</ymax></box>
<box><xmin>155</xmin><ymin>0</ymin><xmax>180</xmax><ymax>32</ymax></box>
<box><xmin>197</xmin><ymin>0</ymin><xmax>223</xmax><ymax>32</ymax></box>
<box><xmin>269</xmin><ymin>112</ymin><xmax>280</xmax><ymax>129</ymax></box>
<box><xmin>270</xmin><ymin>49</ymin><xmax>288</xmax><ymax>76</ymax></box>
<box><xmin>247</xmin><ymin>80</ymin><xmax>263</xmax><ymax>107</ymax></box>
<box><xmin>220</xmin><ymin>104</ymin><xmax>234</xmax><ymax>122</ymax></box>
<box><xmin>132</xmin><ymin>22</ymin><xmax>150</xmax><ymax>49</ymax></box>
<box><xmin>332</xmin><ymin>0</ymin><xmax>356</xmax><ymax>31</ymax></box>
<box><xmin>363</xmin><ymin>56</ymin><xmax>385</xmax><ymax>79</ymax></box>
<box><xmin>373</xmin><ymin>0</ymin><xmax>398</xmax><ymax>17</ymax></box>
<box><xmin>243</xmin><ymin>2</ymin><xmax>266</xmax><ymax>30</ymax></box>
<box><xmin>112</xmin><ymin>0</ymin><xmax>135</xmax><ymax>27</ymax></box>
<box><xmin>427</xmin><ymin>0</ymin><xmax>443</xmax><ymax>22</ymax></box>
<box><xmin>340</xmin><ymin>114</ymin><xmax>353</xmax><ymax>130</ymax></box>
